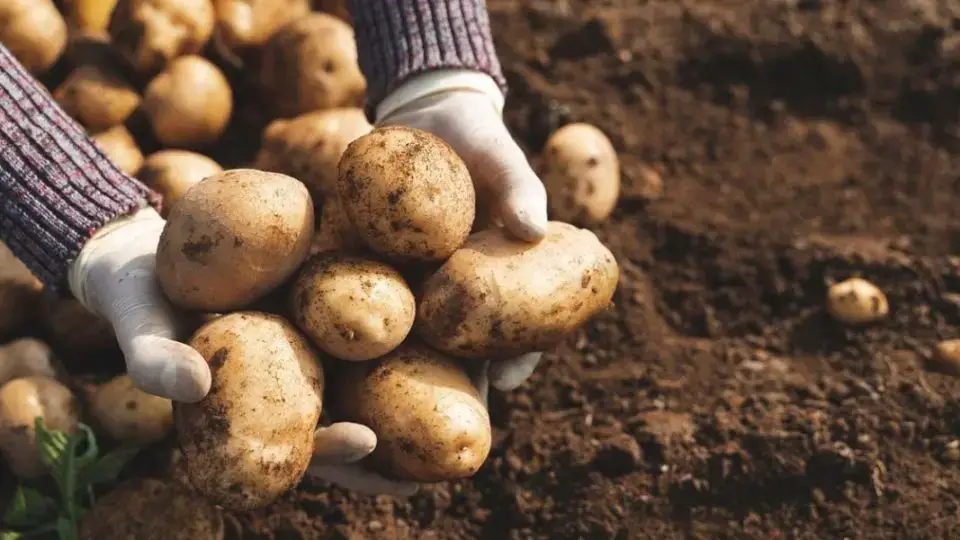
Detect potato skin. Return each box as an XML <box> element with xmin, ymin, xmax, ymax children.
<box><xmin>109</xmin><ymin>0</ymin><xmax>215</xmax><ymax>75</ymax></box>
<box><xmin>53</xmin><ymin>63</ymin><xmax>140</xmax><ymax>132</ymax></box>
<box><xmin>328</xmin><ymin>342</ymin><xmax>491</xmax><ymax>482</ymax></box>
<box><xmin>338</xmin><ymin>126</ymin><xmax>476</xmax><ymax>262</ymax></box>
<box><xmin>310</xmin><ymin>196</ymin><xmax>363</xmax><ymax>255</ymax></box>
<box><xmin>0</xmin><ymin>376</ymin><xmax>80</xmax><ymax>479</ymax></box>
<box><xmin>541</xmin><ymin>123</ymin><xmax>620</xmax><ymax>226</ymax></box>
<box><xmin>90</xmin><ymin>374</ymin><xmax>173</xmax><ymax>444</ymax></box>
<box><xmin>137</xmin><ymin>150</ymin><xmax>223</xmax><ymax>217</ymax></box>
<box><xmin>213</xmin><ymin>0</ymin><xmax>309</xmax><ymax>51</ymax></box>
<box><xmin>143</xmin><ymin>55</ymin><xmax>233</xmax><ymax>148</ymax></box>
<box><xmin>92</xmin><ymin>125</ymin><xmax>143</xmax><ymax>175</ymax></box>
<box><xmin>157</xmin><ymin>169</ymin><xmax>314</xmax><ymax>311</ymax></box>
<box><xmin>416</xmin><ymin>222</ymin><xmax>620</xmax><ymax>359</ymax></box>
<box><xmin>291</xmin><ymin>253</ymin><xmax>415</xmax><ymax>361</ymax></box>
<box><xmin>174</xmin><ymin>312</ymin><xmax>324</xmax><ymax>510</ymax></box>
<box><xmin>0</xmin><ymin>0</ymin><xmax>67</xmax><ymax>75</ymax></box>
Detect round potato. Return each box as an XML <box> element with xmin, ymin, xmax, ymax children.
<box><xmin>137</xmin><ymin>150</ymin><xmax>223</xmax><ymax>216</ymax></box>
<box><xmin>0</xmin><ymin>241</ymin><xmax>43</xmax><ymax>338</ymax></box>
<box><xmin>826</xmin><ymin>277</ymin><xmax>888</xmax><ymax>325</ymax></box>
<box><xmin>89</xmin><ymin>374</ymin><xmax>173</xmax><ymax>444</ymax></box>
<box><xmin>156</xmin><ymin>169</ymin><xmax>314</xmax><ymax>311</ymax></box>
<box><xmin>53</xmin><ymin>63</ymin><xmax>140</xmax><ymax>132</ymax></box>
<box><xmin>328</xmin><ymin>342</ymin><xmax>490</xmax><ymax>482</ymax></box>
<box><xmin>291</xmin><ymin>253</ymin><xmax>415</xmax><ymax>361</ymax></box>
<box><xmin>0</xmin><ymin>0</ymin><xmax>67</xmax><ymax>75</ymax></box>
<box><xmin>0</xmin><ymin>338</ymin><xmax>58</xmax><ymax>388</ymax></box>
<box><xmin>92</xmin><ymin>125</ymin><xmax>144</xmax><ymax>175</ymax></box>
<box><xmin>541</xmin><ymin>123</ymin><xmax>620</xmax><ymax>225</ymax></box>
<box><xmin>311</xmin><ymin>196</ymin><xmax>364</xmax><ymax>255</ymax></box>
<box><xmin>338</xmin><ymin>126</ymin><xmax>476</xmax><ymax>262</ymax></box>
<box><xmin>416</xmin><ymin>221</ymin><xmax>620</xmax><ymax>359</ymax></box>
<box><xmin>175</xmin><ymin>312</ymin><xmax>324</xmax><ymax>510</ymax></box>
<box><xmin>79</xmin><ymin>478</ymin><xmax>224</xmax><ymax>540</ymax></box>
<box><xmin>213</xmin><ymin>0</ymin><xmax>309</xmax><ymax>51</ymax></box>
<box><xmin>259</xmin><ymin>13</ymin><xmax>365</xmax><ymax>117</ymax></box>
<box><xmin>143</xmin><ymin>55</ymin><xmax>233</xmax><ymax>148</ymax></box>
<box><xmin>255</xmin><ymin>107</ymin><xmax>371</xmax><ymax>200</ymax></box>
<box><xmin>109</xmin><ymin>0</ymin><xmax>215</xmax><ymax>75</ymax></box>
<box><xmin>0</xmin><ymin>376</ymin><xmax>80</xmax><ymax>479</ymax></box>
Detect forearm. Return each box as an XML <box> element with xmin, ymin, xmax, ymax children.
<box><xmin>0</xmin><ymin>44</ymin><xmax>155</xmax><ymax>289</ymax></box>
<box><xmin>348</xmin><ymin>0</ymin><xmax>507</xmax><ymax>110</ymax></box>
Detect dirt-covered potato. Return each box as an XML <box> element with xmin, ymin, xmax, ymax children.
<box><xmin>291</xmin><ymin>253</ymin><xmax>415</xmax><ymax>361</ymax></box>
<box><xmin>138</xmin><ymin>150</ymin><xmax>223</xmax><ymax>216</ymax></box>
<box><xmin>89</xmin><ymin>374</ymin><xmax>173</xmax><ymax>444</ymax></box>
<box><xmin>417</xmin><ymin>221</ymin><xmax>620</xmax><ymax>359</ymax></box>
<box><xmin>157</xmin><ymin>169</ymin><xmax>314</xmax><ymax>311</ymax></box>
<box><xmin>92</xmin><ymin>125</ymin><xmax>144</xmax><ymax>175</ymax></box>
<box><xmin>0</xmin><ymin>376</ymin><xmax>79</xmax><ymax>479</ymax></box>
<box><xmin>143</xmin><ymin>55</ymin><xmax>233</xmax><ymax>148</ymax></box>
<box><xmin>311</xmin><ymin>196</ymin><xmax>363</xmax><ymax>255</ymax></box>
<box><xmin>541</xmin><ymin>123</ymin><xmax>620</xmax><ymax>225</ymax></box>
<box><xmin>0</xmin><ymin>242</ymin><xmax>43</xmax><ymax>338</ymax></box>
<box><xmin>109</xmin><ymin>0</ymin><xmax>215</xmax><ymax>75</ymax></box>
<box><xmin>54</xmin><ymin>64</ymin><xmax>140</xmax><ymax>132</ymax></box>
<box><xmin>826</xmin><ymin>277</ymin><xmax>888</xmax><ymax>325</ymax></box>
<box><xmin>0</xmin><ymin>339</ymin><xmax>58</xmax><ymax>388</ymax></box>
<box><xmin>329</xmin><ymin>342</ymin><xmax>491</xmax><ymax>482</ymax></box>
<box><xmin>175</xmin><ymin>312</ymin><xmax>324</xmax><ymax>510</ymax></box>
<box><xmin>79</xmin><ymin>478</ymin><xmax>224</xmax><ymax>540</ymax></box>
<box><xmin>65</xmin><ymin>0</ymin><xmax>120</xmax><ymax>34</ymax></box>
<box><xmin>259</xmin><ymin>13</ymin><xmax>365</xmax><ymax>117</ymax></box>
<box><xmin>213</xmin><ymin>0</ymin><xmax>309</xmax><ymax>52</ymax></box>
<box><xmin>338</xmin><ymin>126</ymin><xmax>476</xmax><ymax>262</ymax></box>
<box><xmin>254</xmin><ymin>107</ymin><xmax>371</xmax><ymax>200</ymax></box>
<box><xmin>41</xmin><ymin>296</ymin><xmax>117</xmax><ymax>356</ymax></box>
<box><xmin>0</xmin><ymin>0</ymin><xmax>67</xmax><ymax>75</ymax></box>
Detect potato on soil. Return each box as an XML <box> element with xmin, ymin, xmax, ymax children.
<box><xmin>328</xmin><ymin>342</ymin><xmax>490</xmax><ymax>482</ymax></box>
<box><xmin>138</xmin><ymin>150</ymin><xmax>223</xmax><ymax>216</ymax></box>
<box><xmin>89</xmin><ymin>374</ymin><xmax>173</xmax><ymax>444</ymax></box>
<box><xmin>0</xmin><ymin>0</ymin><xmax>67</xmax><ymax>75</ymax></box>
<box><xmin>0</xmin><ymin>242</ymin><xmax>43</xmax><ymax>338</ymax></box>
<box><xmin>156</xmin><ymin>169</ymin><xmax>314</xmax><ymax>311</ymax></box>
<box><xmin>338</xmin><ymin>126</ymin><xmax>476</xmax><ymax>262</ymax></box>
<box><xmin>109</xmin><ymin>0</ymin><xmax>215</xmax><ymax>75</ymax></box>
<box><xmin>53</xmin><ymin>63</ymin><xmax>140</xmax><ymax>132</ymax></box>
<box><xmin>311</xmin><ymin>195</ymin><xmax>364</xmax><ymax>255</ymax></box>
<box><xmin>541</xmin><ymin>123</ymin><xmax>620</xmax><ymax>225</ymax></box>
<box><xmin>143</xmin><ymin>55</ymin><xmax>233</xmax><ymax>148</ymax></box>
<box><xmin>79</xmin><ymin>478</ymin><xmax>224</xmax><ymax>540</ymax></box>
<box><xmin>929</xmin><ymin>339</ymin><xmax>960</xmax><ymax>377</ymax></box>
<box><xmin>291</xmin><ymin>253</ymin><xmax>415</xmax><ymax>361</ymax></box>
<box><xmin>826</xmin><ymin>277</ymin><xmax>888</xmax><ymax>325</ymax></box>
<box><xmin>174</xmin><ymin>312</ymin><xmax>324</xmax><ymax>510</ymax></box>
<box><xmin>65</xmin><ymin>0</ymin><xmax>120</xmax><ymax>34</ymax></box>
<box><xmin>213</xmin><ymin>0</ymin><xmax>309</xmax><ymax>52</ymax></box>
<box><xmin>254</xmin><ymin>107</ymin><xmax>371</xmax><ymax>200</ymax></box>
<box><xmin>41</xmin><ymin>296</ymin><xmax>117</xmax><ymax>356</ymax></box>
<box><xmin>416</xmin><ymin>221</ymin><xmax>620</xmax><ymax>359</ymax></box>
<box><xmin>0</xmin><ymin>338</ymin><xmax>58</xmax><ymax>388</ymax></box>
<box><xmin>92</xmin><ymin>125</ymin><xmax>144</xmax><ymax>175</ymax></box>
<box><xmin>259</xmin><ymin>13</ymin><xmax>365</xmax><ymax>117</ymax></box>
<box><xmin>0</xmin><ymin>376</ymin><xmax>79</xmax><ymax>479</ymax></box>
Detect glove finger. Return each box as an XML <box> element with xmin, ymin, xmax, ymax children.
<box><xmin>307</xmin><ymin>464</ymin><xmax>420</xmax><ymax>497</ymax></box>
<box><xmin>313</xmin><ymin>422</ymin><xmax>377</xmax><ymax>465</ymax></box>
<box><xmin>489</xmin><ymin>352</ymin><xmax>543</xmax><ymax>391</ymax></box>
<box><xmin>125</xmin><ymin>335</ymin><xmax>211</xmax><ymax>403</ymax></box>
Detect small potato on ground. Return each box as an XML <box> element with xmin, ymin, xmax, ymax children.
<box><xmin>91</xmin><ymin>125</ymin><xmax>144</xmax><ymax>175</ymax></box>
<box><xmin>53</xmin><ymin>63</ymin><xmax>140</xmax><ymax>132</ymax></box>
<box><xmin>0</xmin><ymin>376</ymin><xmax>79</xmax><ymax>479</ymax></box>
<box><xmin>137</xmin><ymin>150</ymin><xmax>223</xmax><ymax>216</ymax></box>
<box><xmin>826</xmin><ymin>277</ymin><xmax>888</xmax><ymax>325</ymax></box>
<box><xmin>88</xmin><ymin>374</ymin><xmax>173</xmax><ymax>444</ymax></box>
<box><xmin>540</xmin><ymin>123</ymin><xmax>620</xmax><ymax>226</ymax></box>
<box><xmin>143</xmin><ymin>55</ymin><xmax>233</xmax><ymax>148</ymax></box>
<box><xmin>0</xmin><ymin>0</ymin><xmax>67</xmax><ymax>75</ymax></box>
<box><xmin>109</xmin><ymin>0</ymin><xmax>215</xmax><ymax>75</ymax></box>
<box><xmin>929</xmin><ymin>339</ymin><xmax>960</xmax><ymax>377</ymax></box>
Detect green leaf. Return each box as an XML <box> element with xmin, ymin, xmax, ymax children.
<box><xmin>54</xmin><ymin>517</ymin><xmax>77</xmax><ymax>540</ymax></box>
<box><xmin>70</xmin><ymin>425</ymin><xmax>99</xmax><ymax>474</ymax></box>
<box><xmin>2</xmin><ymin>487</ymin><xmax>56</xmax><ymax>529</ymax></box>
<box><xmin>33</xmin><ymin>418</ymin><xmax>68</xmax><ymax>472</ymax></box>
<box><xmin>0</xmin><ymin>531</ymin><xmax>23</xmax><ymax>540</ymax></box>
<box><xmin>77</xmin><ymin>445</ymin><xmax>141</xmax><ymax>488</ymax></box>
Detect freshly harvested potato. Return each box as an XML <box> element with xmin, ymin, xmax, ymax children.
<box><xmin>65</xmin><ymin>0</ymin><xmax>120</xmax><ymax>34</ymax></box>
<box><xmin>826</xmin><ymin>277</ymin><xmax>889</xmax><ymax>324</ymax></box>
<box><xmin>0</xmin><ymin>338</ymin><xmax>58</xmax><ymax>388</ymax></box>
<box><xmin>259</xmin><ymin>13</ymin><xmax>365</xmax><ymax>117</ymax></box>
<box><xmin>157</xmin><ymin>169</ymin><xmax>314</xmax><ymax>311</ymax></box>
<box><xmin>0</xmin><ymin>376</ymin><xmax>79</xmax><ymax>479</ymax></box>
<box><xmin>931</xmin><ymin>339</ymin><xmax>960</xmax><ymax>377</ymax></box>
<box><xmin>109</xmin><ymin>0</ymin><xmax>215</xmax><ymax>75</ymax></box>
<box><xmin>143</xmin><ymin>55</ymin><xmax>233</xmax><ymax>148</ymax></box>
<box><xmin>89</xmin><ymin>374</ymin><xmax>173</xmax><ymax>444</ymax></box>
<box><xmin>291</xmin><ymin>253</ymin><xmax>415</xmax><ymax>361</ymax></box>
<box><xmin>138</xmin><ymin>150</ymin><xmax>223</xmax><ymax>216</ymax></box>
<box><xmin>328</xmin><ymin>342</ymin><xmax>490</xmax><ymax>482</ymax></box>
<box><xmin>54</xmin><ymin>64</ymin><xmax>140</xmax><ymax>132</ymax></box>
<box><xmin>0</xmin><ymin>242</ymin><xmax>43</xmax><ymax>338</ymax></box>
<box><xmin>0</xmin><ymin>0</ymin><xmax>67</xmax><ymax>75</ymax></box>
<box><xmin>79</xmin><ymin>478</ymin><xmax>224</xmax><ymax>540</ymax></box>
<box><xmin>417</xmin><ymin>222</ymin><xmax>620</xmax><ymax>359</ymax></box>
<box><xmin>338</xmin><ymin>126</ymin><xmax>476</xmax><ymax>262</ymax></box>
<box><xmin>175</xmin><ymin>312</ymin><xmax>324</xmax><ymax>510</ymax></box>
<box><xmin>254</xmin><ymin>107</ymin><xmax>371</xmax><ymax>200</ymax></box>
<box><xmin>41</xmin><ymin>296</ymin><xmax>117</xmax><ymax>356</ymax></box>
<box><xmin>92</xmin><ymin>125</ymin><xmax>144</xmax><ymax>175</ymax></box>
<box><xmin>213</xmin><ymin>0</ymin><xmax>309</xmax><ymax>51</ymax></box>
<box><xmin>311</xmin><ymin>196</ymin><xmax>363</xmax><ymax>255</ymax></box>
<box><xmin>541</xmin><ymin>123</ymin><xmax>620</xmax><ymax>225</ymax></box>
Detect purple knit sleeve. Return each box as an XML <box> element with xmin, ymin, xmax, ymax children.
<box><xmin>0</xmin><ymin>44</ymin><xmax>156</xmax><ymax>290</ymax></box>
<box><xmin>348</xmin><ymin>0</ymin><xmax>507</xmax><ymax>112</ymax></box>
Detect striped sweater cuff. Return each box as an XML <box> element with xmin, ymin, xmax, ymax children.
<box><xmin>0</xmin><ymin>44</ymin><xmax>156</xmax><ymax>290</ymax></box>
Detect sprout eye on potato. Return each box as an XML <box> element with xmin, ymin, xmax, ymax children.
<box><xmin>88</xmin><ymin>374</ymin><xmax>173</xmax><ymax>444</ymax></box>
<box><xmin>826</xmin><ymin>277</ymin><xmax>888</xmax><ymax>325</ymax></box>
<box><xmin>0</xmin><ymin>0</ymin><xmax>68</xmax><ymax>76</ymax></box>
<box><xmin>92</xmin><ymin>124</ymin><xmax>144</xmax><ymax>175</ymax></box>
<box><xmin>109</xmin><ymin>0</ymin><xmax>216</xmax><ymax>75</ymax></box>
<box><xmin>137</xmin><ymin>149</ymin><xmax>223</xmax><ymax>217</ymax></box>
<box><xmin>143</xmin><ymin>55</ymin><xmax>233</xmax><ymax>148</ymax></box>
<box><xmin>54</xmin><ymin>63</ymin><xmax>141</xmax><ymax>133</ymax></box>
<box><xmin>541</xmin><ymin>123</ymin><xmax>620</xmax><ymax>226</ymax></box>
<box><xmin>0</xmin><ymin>376</ymin><xmax>80</xmax><ymax>479</ymax></box>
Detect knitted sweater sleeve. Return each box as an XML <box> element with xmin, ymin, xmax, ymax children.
<box><xmin>348</xmin><ymin>0</ymin><xmax>507</xmax><ymax>111</ymax></box>
<box><xmin>0</xmin><ymin>44</ymin><xmax>156</xmax><ymax>289</ymax></box>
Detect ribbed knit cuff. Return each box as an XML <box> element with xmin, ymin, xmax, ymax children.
<box><xmin>0</xmin><ymin>44</ymin><xmax>157</xmax><ymax>290</ymax></box>
<box><xmin>348</xmin><ymin>0</ymin><xmax>507</xmax><ymax>113</ymax></box>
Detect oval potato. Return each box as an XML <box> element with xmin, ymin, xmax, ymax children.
<box><xmin>143</xmin><ymin>55</ymin><xmax>233</xmax><ymax>148</ymax></box>
<box><xmin>0</xmin><ymin>0</ymin><xmax>67</xmax><ymax>75</ymax></box>
<box><xmin>541</xmin><ymin>123</ymin><xmax>620</xmax><ymax>225</ymax></box>
<box><xmin>137</xmin><ymin>150</ymin><xmax>223</xmax><ymax>217</ymax></box>
<box><xmin>0</xmin><ymin>376</ymin><xmax>80</xmax><ymax>479</ymax></box>
<box><xmin>109</xmin><ymin>0</ymin><xmax>215</xmax><ymax>75</ymax></box>
<box><xmin>416</xmin><ymin>222</ymin><xmax>620</xmax><ymax>359</ymax></box>
<box><xmin>92</xmin><ymin>125</ymin><xmax>143</xmax><ymax>175</ymax></box>
<box><xmin>53</xmin><ymin>63</ymin><xmax>140</xmax><ymax>132</ymax></box>
<box><xmin>89</xmin><ymin>374</ymin><xmax>173</xmax><ymax>444</ymax></box>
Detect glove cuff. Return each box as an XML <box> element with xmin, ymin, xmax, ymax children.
<box><xmin>376</xmin><ymin>69</ymin><xmax>505</xmax><ymax>124</ymax></box>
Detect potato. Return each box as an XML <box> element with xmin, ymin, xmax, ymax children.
<box><xmin>328</xmin><ymin>342</ymin><xmax>490</xmax><ymax>482</ymax></box>
<box><xmin>143</xmin><ymin>55</ymin><xmax>233</xmax><ymax>148</ymax></box>
<box><xmin>157</xmin><ymin>169</ymin><xmax>314</xmax><ymax>311</ymax></box>
<box><xmin>109</xmin><ymin>0</ymin><xmax>215</xmax><ymax>75</ymax></box>
<box><xmin>0</xmin><ymin>241</ymin><xmax>43</xmax><ymax>338</ymax></box>
<box><xmin>89</xmin><ymin>374</ymin><xmax>173</xmax><ymax>444</ymax></box>
<box><xmin>92</xmin><ymin>125</ymin><xmax>144</xmax><ymax>175</ymax></box>
<box><xmin>53</xmin><ymin>64</ymin><xmax>140</xmax><ymax>132</ymax></box>
<box><xmin>0</xmin><ymin>0</ymin><xmax>67</xmax><ymax>75</ymax></box>
<box><xmin>826</xmin><ymin>277</ymin><xmax>889</xmax><ymax>324</ymax></box>
<box><xmin>311</xmin><ymin>196</ymin><xmax>363</xmax><ymax>255</ymax></box>
<box><xmin>338</xmin><ymin>126</ymin><xmax>476</xmax><ymax>262</ymax></box>
<box><xmin>541</xmin><ymin>123</ymin><xmax>620</xmax><ymax>225</ymax></box>
<box><xmin>79</xmin><ymin>478</ymin><xmax>224</xmax><ymax>540</ymax></box>
<box><xmin>65</xmin><ymin>0</ymin><xmax>120</xmax><ymax>34</ymax></box>
<box><xmin>174</xmin><ymin>312</ymin><xmax>324</xmax><ymax>510</ymax></box>
<box><xmin>41</xmin><ymin>296</ymin><xmax>117</xmax><ymax>356</ymax></box>
<box><xmin>416</xmin><ymin>222</ymin><xmax>620</xmax><ymax>359</ymax></box>
<box><xmin>0</xmin><ymin>376</ymin><xmax>79</xmax><ymax>479</ymax></box>
<box><xmin>931</xmin><ymin>339</ymin><xmax>960</xmax><ymax>377</ymax></box>
<box><xmin>254</xmin><ymin>107</ymin><xmax>371</xmax><ymax>200</ymax></box>
<box><xmin>259</xmin><ymin>13</ymin><xmax>365</xmax><ymax>117</ymax></box>
<box><xmin>138</xmin><ymin>150</ymin><xmax>223</xmax><ymax>217</ymax></box>
<box><xmin>0</xmin><ymin>339</ymin><xmax>58</xmax><ymax>388</ymax></box>
<box><xmin>213</xmin><ymin>0</ymin><xmax>309</xmax><ymax>51</ymax></box>
<box><xmin>290</xmin><ymin>253</ymin><xmax>415</xmax><ymax>361</ymax></box>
